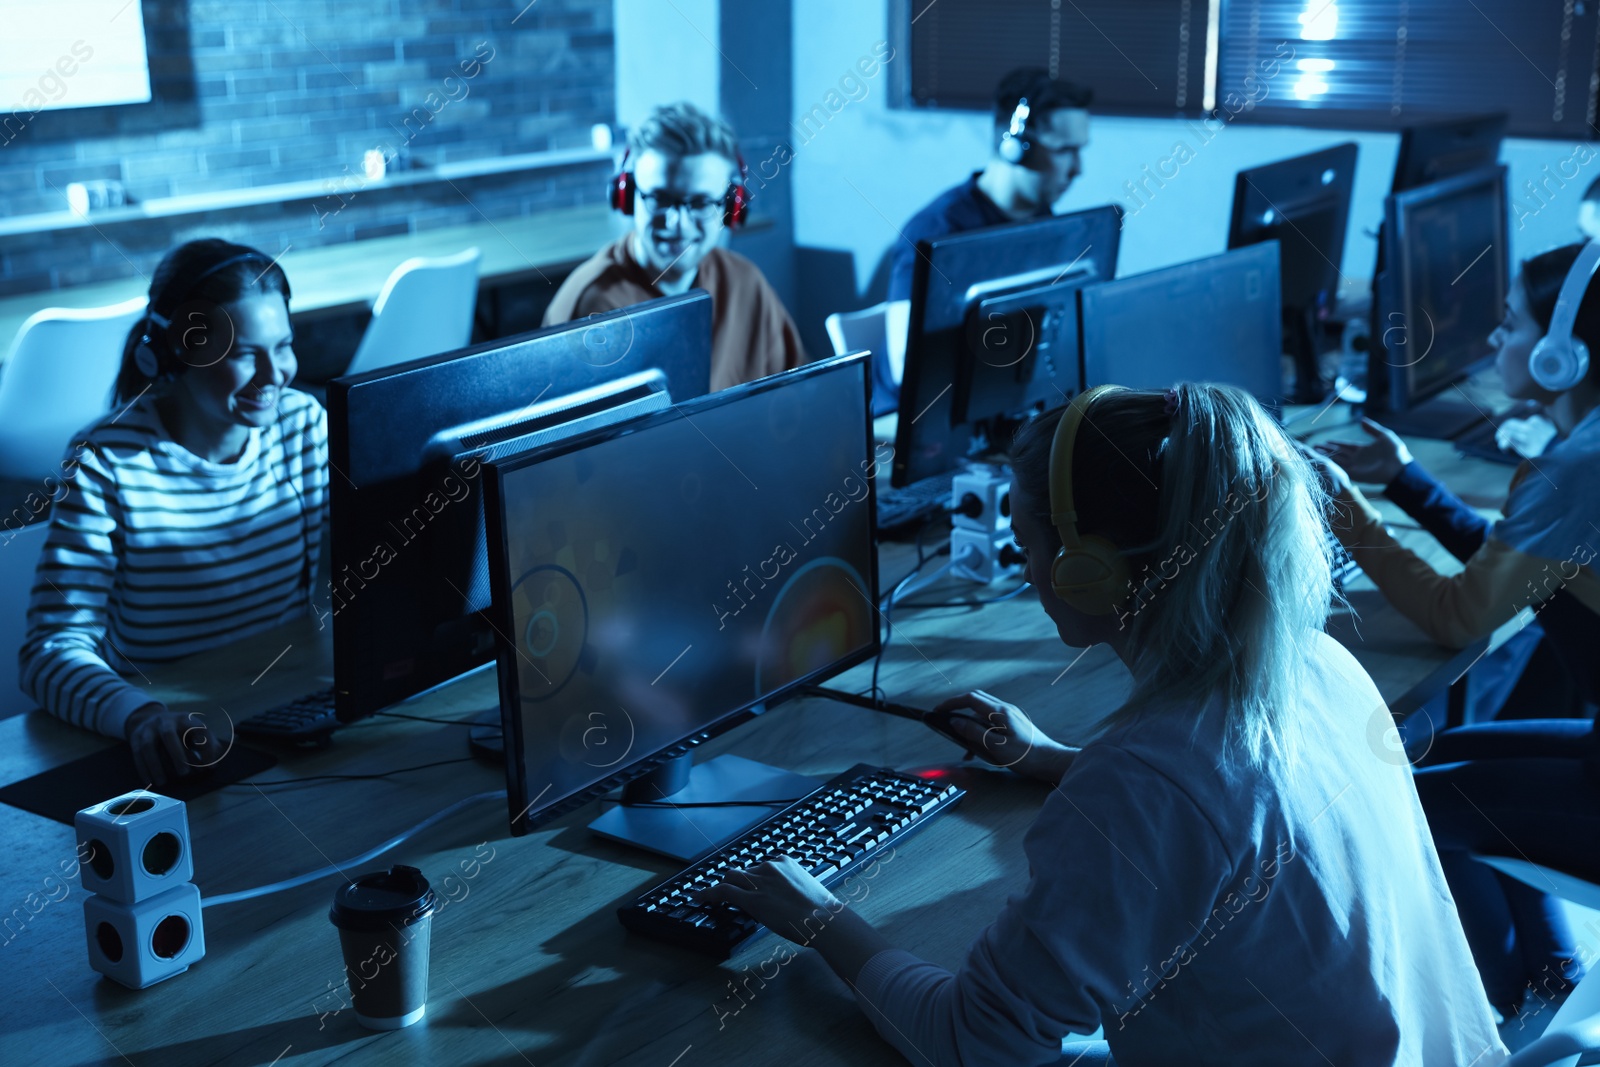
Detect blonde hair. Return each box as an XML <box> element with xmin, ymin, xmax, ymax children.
<box><xmin>1010</xmin><ymin>383</ymin><xmax>1336</xmax><ymax>768</ymax></box>
<box><xmin>628</xmin><ymin>102</ymin><xmax>740</xmax><ymax>166</ymax></box>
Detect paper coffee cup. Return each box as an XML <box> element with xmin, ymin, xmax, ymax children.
<box><xmin>328</xmin><ymin>865</ymin><xmax>437</xmax><ymax>1030</ymax></box>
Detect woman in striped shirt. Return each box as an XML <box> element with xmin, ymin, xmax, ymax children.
<box><xmin>20</xmin><ymin>239</ymin><xmax>328</xmax><ymax>784</ymax></box>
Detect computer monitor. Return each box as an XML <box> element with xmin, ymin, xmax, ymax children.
<box><xmin>1368</xmin><ymin>165</ymin><xmax>1509</xmax><ymax>437</ymax></box>
<box><xmin>1228</xmin><ymin>142</ymin><xmax>1358</xmax><ymax>402</ymax></box>
<box><xmin>1080</xmin><ymin>243</ymin><xmax>1284</xmax><ymax>408</ymax></box>
<box><xmin>1392</xmin><ymin>113</ymin><xmax>1507</xmax><ymax>194</ymax></box>
<box><xmin>892</xmin><ymin>205</ymin><xmax>1123</xmax><ymax>487</ymax></box>
<box><xmin>326</xmin><ymin>292</ymin><xmax>714</xmax><ymax>723</ymax></box>
<box><xmin>485</xmin><ymin>355</ymin><xmax>880</xmax><ymax>857</ymax></box>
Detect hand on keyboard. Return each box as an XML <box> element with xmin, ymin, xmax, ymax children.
<box><xmin>701</xmin><ymin>854</ymin><xmax>842</xmax><ymax>946</ymax></box>
<box><xmin>616</xmin><ymin>765</ymin><xmax>962</xmax><ymax>956</ymax></box>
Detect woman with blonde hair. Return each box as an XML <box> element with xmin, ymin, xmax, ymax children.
<box><xmin>710</xmin><ymin>383</ymin><xmax>1503</xmax><ymax>1064</ymax></box>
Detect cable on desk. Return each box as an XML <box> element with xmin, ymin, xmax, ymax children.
<box><xmin>896</xmin><ymin>579</ymin><xmax>1032</xmax><ymax>610</ymax></box>
<box><xmin>374</xmin><ymin>710</ymin><xmax>480</xmax><ymax>726</ymax></box>
<box><xmin>234</xmin><ymin>756</ymin><xmax>479</xmax><ymax>787</ymax></box>
<box><xmin>870</xmin><ymin>557</ymin><xmax>930</xmax><ymax>706</ymax></box>
<box><xmin>200</xmin><ymin>789</ymin><xmax>504</xmax><ymax>909</ymax></box>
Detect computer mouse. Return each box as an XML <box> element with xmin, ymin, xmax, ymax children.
<box><xmin>922</xmin><ymin>708</ymin><xmax>988</xmax><ymax>761</ymax></box>
<box><xmin>154</xmin><ymin>741</ymin><xmax>220</xmax><ymax>789</ymax></box>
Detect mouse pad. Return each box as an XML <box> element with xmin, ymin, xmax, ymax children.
<box><xmin>0</xmin><ymin>743</ymin><xmax>278</xmax><ymax>825</ymax></box>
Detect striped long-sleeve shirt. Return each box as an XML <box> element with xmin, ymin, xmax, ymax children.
<box><xmin>19</xmin><ymin>389</ymin><xmax>328</xmax><ymax>738</ymax></box>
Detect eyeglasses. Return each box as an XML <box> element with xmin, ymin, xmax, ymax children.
<box><xmin>1033</xmin><ymin>141</ymin><xmax>1083</xmax><ymax>157</ymax></box>
<box><xmin>636</xmin><ymin>189</ymin><xmax>727</xmax><ymax>221</ymax></box>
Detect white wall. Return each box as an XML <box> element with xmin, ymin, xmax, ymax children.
<box><xmin>614</xmin><ymin>0</ymin><xmax>720</xmax><ymax>131</ymax></box>
<box><xmin>790</xmin><ymin>0</ymin><xmax>1599</xmax><ymax>300</ymax></box>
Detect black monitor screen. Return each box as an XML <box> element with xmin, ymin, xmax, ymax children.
<box><xmin>1388</xmin><ymin>167</ymin><xmax>1508</xmax><ymax>404</ymax></box>
<box><xmin>487</xmin><ymin>356</ymin><xmax>880</xmax><ymax>833</ymax></box>
<box><xmin>1080</xmin><ymin>243</ymin><xmax>1283</xmax><ymax>406</ymax></box>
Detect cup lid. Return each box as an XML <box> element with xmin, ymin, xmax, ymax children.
<box><xmin>329</xmin><ymin>865</ymin><xmax>437</xmax><ymax>931</ymax></box>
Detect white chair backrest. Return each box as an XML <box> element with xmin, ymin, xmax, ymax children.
<box><xmin>1502</xmin><ymin>967</ymin><xmax>1600</xmax><ymax>1066</ymax></box>
<box><xmin>825</xmin><ymin>302</ymin><xmax>888</xmax><ymax>361</ymax></box>
<box><xmin>1479</xmin><ymin>856</ymin><xmax>1600</xmax><ymax>1066</ymax></box>
<box><xmin>0</xmin><ymin>520</ymin><xmax>50</xmax><ymax>719</ymax></box>
<box><xmin>0</xmin><ymin>296</ymin><xmax>147</xmax><ymax>481</ymax></box>
<box><xmin>1476</xmin><ymin>856</ymin><xmax>1600</xmax><ymax>912</ymax></box>
<box><xmin>344</xmin><ymin>247</ymin><xmax>481</xmax><ymax>377</ymax></box>
<box><xmin>824</xmin><ymin>300</ymin><xmax>911</xmax><ymax>386</ymax></box>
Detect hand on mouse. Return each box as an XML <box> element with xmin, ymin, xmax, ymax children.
<box><xmin>124</xmin><ymin>703</ymin><xmax>224</xmax><ymax>787</ymax></box>
<box><xmin>929</xmin><ymin>690</ymin><xmax>1078</xmax><ymax>784</ymax></box>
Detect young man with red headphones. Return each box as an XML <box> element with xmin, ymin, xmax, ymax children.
<box><xmin>544</xmin><ymin>101</ymin><xmax>805</xmax><ymax>392</ymax></box>
<box><xmin>874</xmin><ymin>68</ymin><xmax>1091</xmax><ymax>411</ymax></box>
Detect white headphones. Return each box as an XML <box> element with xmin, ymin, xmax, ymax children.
<box><xmin>998</xmin><ymin>98</ymin><xmax>1032</xmax><ymax>164</ymax></box>
<box><xmin>1529</xmin><ymin>238</ymin><xmax>1600</xmax><ymax>392</ymax></box>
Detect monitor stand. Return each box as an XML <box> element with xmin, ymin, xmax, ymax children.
<box><xmin>468</xmin><ymin>708</ymin><xmax>503</xmax><ymax>760</ymax></box>
<box><xmin>1366</xmin><ymin>396</ymin><xmax>1491</xmax><ymax>440</ymax></box>
<box><xmin>588</xmin><ymin>752</ymin><xmax>819</xmax><ymax>863</ymax></box>
<box><xmin>1286</xmin><ymin>308</ymin><xmax>1329</xmax><ymax>404</ymax></box>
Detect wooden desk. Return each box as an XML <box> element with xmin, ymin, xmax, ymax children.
<box><xmin>0</xmin><ymin>204</ymin><xmax>631</xmax><ymax>363</ymax></box>
<box><xmin>0</xmin><ymin>480</ymin><xmax>1521</xmax><ymax>1065</ymax></box>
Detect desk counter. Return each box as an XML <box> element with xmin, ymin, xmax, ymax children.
<box><xmin>0</xmin><ymin>476</ymin><xmax>1522</xmax><ymax>1065</ymax></box>
<box><xmin>0</xmin><ymin>203</ymin><xmax>629</xmax><ymax>364</ymax></box>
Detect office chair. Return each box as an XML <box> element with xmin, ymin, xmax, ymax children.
<box><xmin>343</xmin><ymin>247</ymin><xmax>481</xmax><ymax>377</ymax></box>
<box><xmin>1476</xmin><ymin>856</ymin><xmax>1600</xmax><ymax>1066</ymax></box>
<box><xmin>0</xmin><ymin>520</ymin><xmax>51</xmax><ymax>719</ymax></box>
<box><xmin>0</xmin><ymin>296</ymin><xmax>147</xmax><ymax>482</ymax></box>
<box><xmin>826</xmin><ymin>300</ymin><xmax>913</xmax><ymax>378</ymax></box>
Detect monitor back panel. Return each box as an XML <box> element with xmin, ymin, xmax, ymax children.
<box><xmin>1081</xmin><ymin>242</ymin><xmax>1283</xmax><ymax>406</ymax></box>
<box><xmin>327</xmin><ymin>294</ymin><xmax>713</xmax><ymax>721</ymax></box>
<box><xmin>893</xmin><ymin>206</ymin><xmax>1121</xmax><ymax>486</ymax></box>
<box><xmin>1229</xmin><ymin>142</ymin><xmax>1357</xmax><ymax>315</ymax></box>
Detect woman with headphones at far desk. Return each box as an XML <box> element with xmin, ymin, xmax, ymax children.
<box><xmin>19</xmin><ymin>239</ymin><xmax>328</xmax><ymax>787</ymax></box>
<box><xmin>710</xmin><ymin>384</ymin><xmax>1504</xmax><ymax>1065</ymax></box>
<box><xmin>1313</xmin><ymin>240</ymin><xmax>1600</xmax><ymax>1024</ymax></box>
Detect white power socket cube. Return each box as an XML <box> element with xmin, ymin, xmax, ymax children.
<box><xmin>950</xmin><ymin>527</ymin><xmax>1026</xmax><ymax>584</ymax></box>
<box><xmin>75</xmin><ymin>790</ymin><xmax>193</xmax><ymax>904</ymax></box>
<box><xmin>951</xmin><ymin>469</ymin><xmax>1012</xmax><ymax>534</ymax></box>
<box><xmin>83</xmin><ymin>881</ymin><xmax>206</xmax><ymax>989</ymax></box>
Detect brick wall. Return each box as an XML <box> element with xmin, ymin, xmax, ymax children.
<box><xmin>0</xmin><ymin>0</ymin><xmax>616</xmax><ymax>294</ymax></box>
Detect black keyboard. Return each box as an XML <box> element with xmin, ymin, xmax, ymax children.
<box><xmin>1453</xmin><ymin>417</ymin><xmax>1529</xmax><ymax>467</ymax></box>
<box><xmin>617</xmin><ymin>764</ymin><xmax>964</xmax><ymax>958</ymax></box>
<box><xmin>876</xmin><ymin>471</ymin><xmax>956</xmax><ymax>533</ymax></box>
<box><xmin>1327</xmin><ymin>527</ymin><xmax>1360</xmax><ymax>588</ymax></box>
<box><xmin>234</xmin><ymin>687</ymin><xmax>340</xmax><ymax>745</ymax></box>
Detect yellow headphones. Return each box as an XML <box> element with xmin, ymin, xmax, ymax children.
<box><xmin>1048</xmin><ymin>385</ymin><xmax>1131</xmax><ymax>615</ymax></box>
